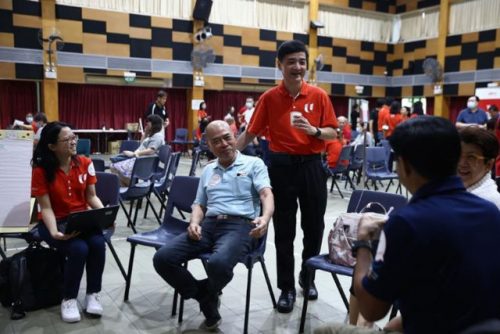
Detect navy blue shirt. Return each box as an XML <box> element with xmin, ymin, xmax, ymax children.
<box><xmin>363</xmin><ymin>176</ymin><xmax>500</xmax><ymax>333</ymax></box>
<box><xmin>456</xmin><ymin>108</ymin><xmax>488</xmax><ymax>125</ymax></box>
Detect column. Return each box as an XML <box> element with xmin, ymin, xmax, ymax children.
<box><xmin>41</xmin><ymin>0</ymin><xmax>59</xmax><ymax>121</ymax></box>
<box><xmin>308</xmin><ymin>0</ymin><xmax>320</xmax><ymax>84</ymax></box>
<box><xmin>434</xmin><ymin>0</ymin><xmax>450</xmax><ymax>118</ymax></box>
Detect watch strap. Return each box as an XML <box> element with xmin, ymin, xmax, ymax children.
<box><xmin>351</xmin><ymin>240</ymin><xmax>372</xmax><ymax>258</ymax></box>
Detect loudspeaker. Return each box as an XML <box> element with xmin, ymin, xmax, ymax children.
<box><xmin>193</xmin><ymin>0</ymin><xmax>213</xmax><ymax>22</ymax></box>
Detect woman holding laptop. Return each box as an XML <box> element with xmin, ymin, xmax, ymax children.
<box><xmin>31</xmin><ymin>121</ymin><xmax>105</xmax><ymax>323</ymax></box>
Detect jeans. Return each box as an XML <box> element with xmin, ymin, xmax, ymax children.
<box><xmin>153</xmin><ymin>218</ymin><xmax>254</xmax><ymax>300</ymax></box>
<box><xmin>38</xmin><ymin>222</ymin><xmax>106</xmax><ymax>299</ymax></box>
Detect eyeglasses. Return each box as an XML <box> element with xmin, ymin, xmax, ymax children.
<box><xmin>58</xmin><ymin>135</ymin><xmax>78</xmax><ymax>143</ymax></box>
<box><xmin>460</xmin><ymin>153</ymin><xmax>486</xmax><ymax>165</ymax></box>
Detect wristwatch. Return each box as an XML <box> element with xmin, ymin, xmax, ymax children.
<box><xmin>314</xmin><ymin>127</ymin><xmax>322</xmax><ymax>137</ymax></box>
<box><xmin>351</xmin><ymin>240</ymin><xmax>372</xmax><ymax>258</ymax></box>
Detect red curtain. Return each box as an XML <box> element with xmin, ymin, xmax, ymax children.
<box><xmin>330</xmin><ymin>96</ymin><xmax>349</xmax><ymax>117</ymax></box>
<box><xmin>448</xmin><ymin>96</ymin><xmax>468</xmax><ymax>123</ymax></box>
<box><xmin>0</xmin><ymin>80</ymin><xmax>37</xmax><ymax>128</ymax></box>
<box><xmin>58</xmin><ymin>83</ymin><xmax>187</xmax><ymax>141</ymax></box>
<box><xmin>204</xmin><ymin>90</ymin><xmax>261</xmax><ymax>121</ymax></box>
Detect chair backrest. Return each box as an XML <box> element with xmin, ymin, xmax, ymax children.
<box><xmin>120</xmin><ymin>140</ymin><xmax>140</xmax><ymax>152</ymax></box>
<box><xmin>332</xmin><ymin>145</ymin><xmax>353</xmax><ymax>172</ymax></box>
<box><xmin>348</xmin><ymin>144</ymin><xmax>365</xmax><ymax>170</ymax></box>
<box><xmin>347</xmin><ymin>189</ymin><xmax>407</xmax><ymax>214</ymax></box>
<box><xmin>91</xmin><ymin>158</ymin><xmax>106</xmax><ymax>172</ymax></box>
<box><xmin>379</xmin><ymin>139</ymin><xmax>392</xmax><ymax>161</ymax></box>
<box><xmin>76</xmin><ymin>138</ymin><xmax>91</xmax><ymax>156</ymax></box>
<box><xmin>163</xmin><ymin>176</ymin><xmax>200</xmax><ymax>220</ymax></box>
<box><xmin>155</xmin><ymin>152</ymin><xmax>181</xmax><ymax>192</ymax></box>
<box><xmin>95</xmin><ymin>172</ymin><xmax>120</xmax><ymax>206</ymax></box>
<box><xmin>174</xmin><ymin>128</ymin><xmax>188</xmax><ymax>141</ymax></box>
<box><xmin>365</xmin><ymin>147</ymin><xmax>389</xmax><ymax>173</ymax></box>
<box><xmin>199</xmin><ymin>133</ymin><xmax>209</xmax><ymax>152</ymax></box>
<box><xmin>129</xmin><ymin>156</ymin><xmax>159</xmax><ymax>186</ymax></box>
<box><xmin>155</xmin><ymin>144</ymin><xmax>172</xmax><ymax>176</ymax></box>
<box><xmin>189</xmin><ymin>149</ymin><xmax>202</xmax><ymax>176</ymax></box>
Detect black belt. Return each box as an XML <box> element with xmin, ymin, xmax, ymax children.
<box><xmin>269</xmin><ymin>152</ymin><xmax>321</xmax><ymax>166</ymax></box>
<box><xmin>207</xmin><ymin>215</ymin><xmax>252</xmax><ymax>222</ymax></box>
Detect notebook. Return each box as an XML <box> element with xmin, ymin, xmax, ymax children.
<box><xmin>65</xmin><ymin>206</ymin><xmax>119</xmax><ymax>234</ymax></box>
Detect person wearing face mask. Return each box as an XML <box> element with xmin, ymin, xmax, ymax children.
<box><xmin>456</xmin><ymin>96</ymin><xmax>488</xmax><ymax>129</ymax></box>
<box><xmin>33</xmin><ymin>112</ymin><xmax>48</xmax><ymax>146</ymax></box>
<box><xmin>351</xmin><ymin>121</ymin><xmax>374</xmax><ymax>147</ymax></box>
<box><xmin>13</xmin><ymin>112</ymin><xmax>37</xmax><ymax>131</ymax></box>
<box><xmin>238</xmin><ymin>97</ymin><xmax>255</xmax><ymax>131</ymax></box>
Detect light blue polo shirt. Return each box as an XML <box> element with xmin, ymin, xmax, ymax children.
<box><xmin>194</xmin><ymin>151</ymin><xmax>271</xmax><ymax>219</ymax></box>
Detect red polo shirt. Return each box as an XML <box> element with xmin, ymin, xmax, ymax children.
<box><xmin>378</xmin><ymin>106</ymin><xmax>390</xmax><ymax>132</ymax></box>
<box><xmin>247</xmin><ymin>81</ymin><xmax>338</xmax><ymax>154</ymax></box>
<box><xmin>31</xmin><ymin>156</ymin><xmax>97</xmax><ymax>220</ymax></box>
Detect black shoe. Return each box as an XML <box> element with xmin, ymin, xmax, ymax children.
<box><xmin>277</xmin><ymin>289</ymin><xmax>296</xmax><ymax>313</ymax></box>
<box><xmin>199</xmin><ymin>293</ymin><xmax>221</xmax><ymax>330</ymax></box>
<box><xmin>299</xmin><ymin>276</ymin><xmax>319</xmax><ymax>300</ymax></box>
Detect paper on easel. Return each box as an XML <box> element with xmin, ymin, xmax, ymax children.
<box><xmin>0</xmin><ymin>130</ymin><xmax>33</xmax><ymax>232</ymax></box>
<box><xmin>138</xmin><ymin>118</ymin><xmax>144</xmax><ymax>135</ymax></box>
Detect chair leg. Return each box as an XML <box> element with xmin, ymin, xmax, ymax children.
<box><xmin>105</xmin><ymin>239</ymin><xmax>127</xmax><ymax>281</ymax></box>
<box><xmin>299</xmin><ymin>267</ymin><xmax>314</xmax><ymax>333</ymax></box>
<box><xmin>0</xmin><ymin>246</ymin><xmax>6</xmax><ymax>260</ymax></box>
<box><xmin>119</xmin><ymin>199</ymin><xmax>137</xmax><ymax>233</ymax></box>
<box><xmin>329</xmin><ymin>175</ymin><xmax>334</xmax><ymax>193</ymax></box>
<box><xmin>243</xmin><ymin>264</ymin><xmax>253</xmax><ymax>334</ymax></box>
<box><xmin>124</xmin><ymin>243</ymin><xmax>136</xmax><ymax>301</ymax></box>
<box><xmin>259</xmin><ymin>259</ymin><xmax>276</xmax><ymax>307</ymax></box>
<box><xmin>334</xmin><ymin>179</ymin><xmax>344</xmax><ymax>199</ymax></box>
<box><xmin>145</xmin><ymin>195</ymin><xmax>162</xmax><ymax>225</ymax></box>
<box><xmin>331</xmin><ymin>273</ymin><xmax>349</xmax><ymax>311</ymax></box>
<box><xmin>176</xmin><ymin>262</ymin><xmax>188</xmax><ymax>322</ymax></box>
<box><xmin>143</xmin><ymin>194</ymin><xmax>150</xmax><ymax>219</ymax></box>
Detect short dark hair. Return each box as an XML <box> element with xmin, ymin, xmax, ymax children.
<box><xmin>277</xmin><ymin>40</ymin><xmax>309</xmax><ymax>63</ymax></box>
<box><xmin>390</xmin><ymin>101</ymin><xmax>401</xmax><ymax>115</ymax></box>
<box><xmin>33</xmin><ymin>112</ymin><xmax>47</xmax><ymax>123</ymax></box>
<box><xmin>389</xmin><ymin>116</ymin><xmax>461</xmax><ymax>181</ymax></box>
<box><xmin>376</xmin><ymin>98</ymin><xmax>386</xmax><ymax>108</ymax></box>
<box><xmin>488</xmin><ymin>104</ymin><xmax>498</xmax><ymax>112</ymax></box>
<box><xmin>459</xmin><ymin>127</ymin><xmax>499</xmax><ymax>162</ymax></box>
<box><xmin>412</xmin><ymin>101</ymin><xmax>424</xmax><ymax>116</ymax></box>
<box><xmin>157</xmin><ymin>90</ymin><xmax>167</xmax><ymax>98</ymax></box>
<box><xmin>469</xmin><ymin>95</ymin><xmax>480</xmax><ymax>102</ymax></box>
<box><xmin>147</xmin><ymin>114</ymin><xmax>163</xmax><ymax>134</ymax></box>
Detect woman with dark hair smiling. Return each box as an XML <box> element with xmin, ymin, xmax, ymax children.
<box><xmin>31</xmin><ymin>121</ymin><xmax>105</xmax><ymax>323</ymax></box>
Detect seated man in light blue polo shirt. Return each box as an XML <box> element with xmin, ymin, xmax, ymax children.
<box><xmin>153</xmin><ymin>120</ymin><xmax>274</xmax><ymax>330</ymax></box>
<box><xmin>456</xmin><ymin>95</ymin><xmax>488</xmax><ymax>129</ymax></box>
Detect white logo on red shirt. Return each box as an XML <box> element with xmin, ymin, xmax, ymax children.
<box><xmin>304</xmin><ymin>103</ymin><xmax>314</xmax><ymax>113</ymax></box>
<box><xmin>78</xmin><ymin>173</ymin><xmax>88</xmax><ymax>184</ymax></box>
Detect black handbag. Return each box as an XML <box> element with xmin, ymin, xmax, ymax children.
<box><xmin>0</xmin><ymin>242</ymin><xmax>64</xmax><ymax>319</ymax></box>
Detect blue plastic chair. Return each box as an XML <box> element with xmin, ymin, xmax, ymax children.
<box><xmin>188</xmin><ymin>148</ymin><xmax>201</xmax><ymax>176</ymax></box>
<box><xmin>120</xmin><ymin>140</ymin><xmax>140</xmax><ymax>152</ymax></box>
<box><xmin>152</xmin><ymin>152</ymin><xmax>181</xmax><ymax>217</ymax></box>
<box><xmin>95</xmin><ymin>172</ymin><xmax>127</xmax><ymax>280</ymax></box>
<box><xmin>142</xmin><ymin>145</ymin><xmax>172</xmax><ymax>219</ymax></box>
<box><xmin>364</xmin><ymin>147</ymin><xmax>401</xmax><ymax>194</ymax></box>
<box><xmin>346</xmin><ymin>144</ymin><xmax>365</xmax><ymax>186</ymax></box>
<box><xmin>177</xmin><ymin>229</ymin><xmax>277</xmax><ymax>334</ymax></box>
<box><xmin>171</xmin><ymin>128</ymin><xmax>189</xmax><ymax>154</ymax></box>
<box><xmin>123</xmin><ymin>176</ymin><xmax>200</xmax><ymax>302</ymax></box>
<box><xmin>118</xmin><ymin>156</ymin><xmax>160</xmax><ymax>232</ymax></box>
<box><xmin>91</xmin><ymin>158</ymin><xmax>106</xmax><ymax>172</ymax></box>
<box><xmin>327</xmin><ymin>145</ymin><xmax>354</xmax><ymax>198</ymax></box>
<box><xmin>299</xmin><ymin>190</ymin><xmax>408</xmax><ymax>333</ymax></box>
<box><xmin>76</xmin><ymin>138</ymin><xmax>91</xmax><ymax>156</ymax></box>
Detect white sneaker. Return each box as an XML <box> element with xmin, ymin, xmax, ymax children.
<box><xmin>85</xmin><ymin>293</ymin><xmax>103</xmax><ymax>316</ymax></box>
<box><xmin>61</xmin><ymin>299</ymin><xmax>81</xmax><ymax>323</ymax></box>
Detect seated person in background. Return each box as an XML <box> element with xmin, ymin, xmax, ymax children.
<box><xmin>13</xmin><ymin>112</ymin><xmax>36</xmax><ymax>131</ymax></box>
<box><xmin>31</xmin><ymin>122</ymin><xmax>106</xmax><ymax>323</ymax></box>
<box><xmin>110</xmin><ymin>114</ymin><xmax>164</xmax><ymax>186</ymax></box>
<box><xmin>33</xmin><ymin>112</ymin><xmax>48</xmax><ymax>146</ymax></box>
<box><xmin>337</xmin><ymin>116</ymin><xmax>352</xmax><ymax>142</ymax></box>
<box><xmin>458</xmin><ymin>127</ymin><xmax>500</xmax><ymax>209</ymax></box>
<box><xmin>488</xmin><ymin>104</ymin><xmax>499</xmax><ymax>121</ymax></box>
<box><xmin>153</xmin><ymin>120</ymin><xmax>274</xmax><ymax>330</ymax></box>
<box><xmin>224</xmin><ymin>114</ymin><xmax>238</xmax><ymax>137</ymax></box>
<box><xmin>325</xmin><ymin>129</ymin><xmax>347</xmax><ymax>168</ymax></box>
<box><xmin>315</xmin><ymin>116</ymin><xmax>500</xmax><ymax>334</ymax></box>
<box><xmin>350</xmin><ymin>122</ymin><xmax>374</xmax><ymax>147</ymax></box>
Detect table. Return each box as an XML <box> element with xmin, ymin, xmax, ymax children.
<box><xmin>73</xmin><ymin>129</ymin><xmax>139</xmax><ymax>154</ymax></box>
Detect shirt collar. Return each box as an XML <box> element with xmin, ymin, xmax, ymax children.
<box><xmin>467</xmin><ymin>172</ymin><xmax>491</xmax><ymax>193</ymax></box>
<box><xmin>278</xmin><ymin>80</ymin><xmax>310</xmax><ymax>98</ymax></box>
<box><xmin>410</xmin><ymin>176</ymin><xmax>465</xmax><ymax>203</ymax></box>
<box><xmin>213</xmin><ymin>150</ymin><xmax>243</xmax><ymax>171</ymax></box>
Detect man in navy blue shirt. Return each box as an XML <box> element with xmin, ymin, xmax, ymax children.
<box><xmin>316</xmin><ymin>116</ymin><xmax>500</xmax><ymax>334</ymax></box>
<box><xmin>456</xmin><ymin>95</ymin><xmax>488</xmax><ymax>128</ymax></box>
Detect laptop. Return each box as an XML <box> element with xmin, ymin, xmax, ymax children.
<box><xmin>65</xmin><ymin>206</ymin><xmax>119</xmax><ymax>234</ymax></box>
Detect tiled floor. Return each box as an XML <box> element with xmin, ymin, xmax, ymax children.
<box><xmin>0</xmin><ymin>155</ymin><xmax>403</xmax><ymax>334</ymax></box>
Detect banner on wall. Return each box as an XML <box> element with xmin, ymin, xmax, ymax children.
<box><xmin>475</xmin><ymin>87</ymin><xmax>500</xmax><ymax>111</ymax></box>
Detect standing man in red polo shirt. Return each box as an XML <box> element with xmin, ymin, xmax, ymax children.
<box><xmin>236</xmin><ymin>40</ymin><xmax>338</xmax><ymax>313</ymax></box>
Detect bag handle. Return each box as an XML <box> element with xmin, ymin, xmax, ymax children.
<box><xmin>360</xmin><ymin>202</ymin><xmax>387</xmax><ymax>214</ymax></box>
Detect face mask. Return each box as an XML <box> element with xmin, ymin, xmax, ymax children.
<box><xmin>467</xmin><ymin>101</ymin><xmax>477</xmax><ymax>109</ymax></box>
<box><xmin>356</xmin><ymin>126</ymin><xmax>363</xmax><ymax>132</ymax></box>
<box><xmin>246</xmin><ymin>102</ymin><xmax>253</xmax><ymax>108</ymax></box>
<box><xmin>26</xmin><ymin>117</ymin><xmax>33</xmax><ymax>123</ymax></box>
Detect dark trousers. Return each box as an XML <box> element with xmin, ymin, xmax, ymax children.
<box><xmin>269</xmin><ymin>156</ymin><xmax>328</xmax><ymax>291</ymax></box>
<box><xmin>38</xmin><ymin>222</ymin><xmax>106</xmax><ymax>299</ymax></box>
<box><xmin>153</xmin><ymin>218</ymin><xmax>254</xmax><ymax>300</ymax></box>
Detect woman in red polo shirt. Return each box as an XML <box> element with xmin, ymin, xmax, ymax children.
<box><xmin>31</xmin><ymin>122</ymin><xmax>105</xmax><ymax>323</ymax></box>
